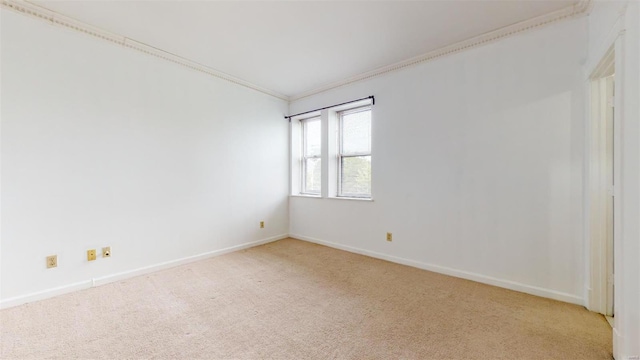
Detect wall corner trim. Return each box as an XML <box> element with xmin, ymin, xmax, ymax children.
<box><xmin>289</xmin><ymin>234</ymin><xmax>585</xmax><ymax>306</ymax></box>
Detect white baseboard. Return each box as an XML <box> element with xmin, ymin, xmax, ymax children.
<box><xmin>93</xmin><ymin>234</ymin><xmax>288</xmax><ymax>287</ymax></box>
<box><xmin>0</xmin><ymin>280</ymin><xmax>93</xmax><ymax>310</ymax></box>
<box><xmin>1</xmin><ymin>234</ymin><xmax>584</xmax><ymax>309</ymax></box>
<box><xmin>0</xmin><ymin>234</ymin><xmax>289</xmax><ymax>309</ymax></box>
<box><xmin>613</xmin><ymin>327</ymin><xmax>622</xmax><ymax>360</ymax></box>
<box><xmin>290</xmin><ymin>234</ymin><xmax>584</xmax><ymax>306</ymax></box>
<box><xmin>612</xmin><ymin>327</ymin><xmax>638</xmax><ymax>360</ymax></box>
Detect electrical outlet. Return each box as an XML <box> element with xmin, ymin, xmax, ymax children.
<box><xmin>102</xmin><ymin>247</ymin><xmax>111</xmax><ymax>258</ymax></box>
<box><xmin>87</xmin><ymin>249</ymin><xmax>97</xmax><ymax>261</ymax></box>
<box><xmin>46</xmin><ymin>255</ymin><xmax>57</xmax><ymax>269</ymax></box>
<box><xmin>386</xmin><ymin>232</ymin><xmax>393</xmax><ymax>242</ymax></box>
<box><xmin>260</xmin><ymin>221</ymin><xmax>265</xmax><ymax>228</ymax></box>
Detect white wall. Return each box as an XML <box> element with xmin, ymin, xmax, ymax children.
<box><xmin>290</xmin><ymin>18</ymin><xmax>588</xmax><ymax>304</ymax></box>
<box><xmin>588</xmin><ymin>2</ymin><xmax>640</xmax><ymax>359</ymax></box>
<box><xmin>0</xmin><ymin>10</ymin><xmax>289</xmax><ymax>306</ymax></box>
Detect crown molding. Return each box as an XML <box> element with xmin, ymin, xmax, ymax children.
<box><xmin>1</xmin><ymin>0</ymin><xmax>289</xmax><ymax>101</ymax></box>
<box><xmin>2</xmin><ymin>0</ymin><xmax>592</xmax><ymax>103</ymax></box>
<box><xmin>289</xmin><ymin>0</ymin><xmax>592</xmax><ymax>102</ymax></box>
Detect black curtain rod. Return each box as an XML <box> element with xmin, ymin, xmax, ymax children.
<box><xmin>285</xmin><ymin>96</ymin><xmax>375</xmax><ymax>121</ymax></box>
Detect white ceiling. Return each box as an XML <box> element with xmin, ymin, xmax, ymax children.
<box><xmin>30</xmin><ymin>0</ymin><xmax>577</xmax><ymax>98</ymax></box>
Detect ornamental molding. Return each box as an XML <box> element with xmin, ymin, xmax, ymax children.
<box><xmin>290</xmin><ymin>0</ymin><xmax>592</xmax><ymax>102</ymax></box>
<box><xmin>2</xmin><ymin>0</ymin><xmax>591</xmax><ymax>102</ymax></box>
<box><xmin>1</xmin><ymin>0</ymin><xmax>290</xmax><ymax>101</ymax></box>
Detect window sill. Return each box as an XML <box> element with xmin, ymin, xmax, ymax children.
<box><xmin>289</xmin><ymin>195</ymin><xmax>373</xmax><ymax>202</ymax></box>
<box><xmin>328</xmin><ymin>196</ymin><xmax>374</xmax><ymax>202</ymax></box>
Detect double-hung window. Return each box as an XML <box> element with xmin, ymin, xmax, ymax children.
<box><xmin>300</xmin><ymin>117</ymin><xmax>321</xmax><ymax>195</ymax></box>
<box><xmin>338</xmin><ymin>106</ymin><xmax>372</xmax><ymax>198</ymax></box>
<box><xmin>292</xmin><ymin>98</ymin><xmax>373</xmax><ymax>199</ymax></box>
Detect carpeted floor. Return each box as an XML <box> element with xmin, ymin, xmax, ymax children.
<box><xmin>0</xmin><ymin>238</ymin><xmax>612</xmax><ymax>359</ymax></box>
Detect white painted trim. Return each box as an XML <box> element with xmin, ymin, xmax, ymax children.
<box><xmin>613</xmin><ymin>327</ymin><xmax>621</xmax><ymax>357</ymax></box>
<box><xmin>0</xmin><ymin>234</ymin><xmax>289</xmax><ymax>309</ymax></box>
<box><xmin>0</xmin><ymin>0</ymin><xmax>289</xmax><ymax>101</ymax></box>
<box><xmin>612</xmin><ymin>327</ymin><xmax>639</xmax><ymax>360</ymax></box>
<box><xmin>0</xmin><ymin>0</ymin><xmax>3</xmax><ymax>313</ymax></box>
<box><xmin>290</xmin><ymin>0</ymin><xmax>592</xmax><ymax>101</ymax></box>
<box><xmin>613</xmin><ymin>328</ymin><xmax>632</xmax><ymax>360</ymax></box>
<box><xmin>290</xmin><ymin>234</ymin><xmax>584</xmax><ymax>306</ymax></box>
<box><xmin>1</xmin><ymin>0</ymin><xmax>593</xmax><ymax>103</ymax></box>
<box><xmin>584</xmin><ymin>8</ymin><xmax>626</xmax><ymax>79</ymax></box>
<box><xmin>0</xmin><ymin>280</ymin><xmax>93</xmax><ymax>310</ymax></box>
<box><xmin>92</xmin><ymin>234</ymin><xmax>288</xmax><ymax>287</ymax></box>
<box><xmin>582</xmin><ymin>6</ymin><xmax>632</xmax><ymax>359</ymax></box>
<box><xmin>612</xmin><ymin>23</ymin><xmax>628</xmax><ymax>360</ymax></box>
<box><xmin>325</xmin><ymin>197</ymin><xmax>374</xmax><ymax>202</ymax></box>
<box><xmin>585</xmin><ymin>66</ymin><xmax>616</xmax><ymax>315</ymax></box>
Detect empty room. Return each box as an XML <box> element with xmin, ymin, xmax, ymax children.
<box><xmin>1</xmin><ymin>0</ymin><xmax>639</xmax><ymax>359</ymax></box>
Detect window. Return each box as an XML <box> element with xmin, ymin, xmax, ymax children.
<box><xmin>338</xmin><ymin>107</ymin><xmax>372</xmax><ymax>198</ymax></box>
<box><xmin>301</xmin><ymin>117</ymin><xmax>321</xmax><ymax>195</ymax></box>
<box><xmin>291</xmin><ymin>97</ymin><xmax>373</xmax><ymax>199</ymax></box>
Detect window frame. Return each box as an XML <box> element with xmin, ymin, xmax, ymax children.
<box><xmin>300</xmin><ymin>116</ymin><xmax>322</xmax><ymax>195</ymax></box>
<box><xmin>337</xmin><ymin>105</ymin><xmax>372</xmax><ymax>198</ymax></box>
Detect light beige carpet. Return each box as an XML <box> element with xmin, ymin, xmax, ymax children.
<box><xmin>1</xmin><ymin>238</ymin><xmax>612</xmax><ymax>359</ymax></box>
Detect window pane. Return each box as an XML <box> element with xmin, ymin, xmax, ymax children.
<box><xmin>341</xmin><ymin>156</ymin><xmax>371</xmax><ymax>196</ymax></box>
<box><xmin>305</xmin><ymin>158</ymin><xmax>321</xmax><ymax>194</ymax></box>
<box><xmin>342</xmin><ymin>110</ymin><xmax>371</xmax><ymax>154</ymax></box>
<box><xmin>304</xmin><ymin>119</ymin><xmax>321</xmax><ymax>157</ymax></box>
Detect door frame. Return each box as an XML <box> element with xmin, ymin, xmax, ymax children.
<box><xmin>586</xmin><ymin>47</ymin><xmax>616</xmax><ymax>316</ymax></box>
<box><xmin>585</xmin><ymin>24</ymin><xmax>624</xmax><ymax>320</ymax></box>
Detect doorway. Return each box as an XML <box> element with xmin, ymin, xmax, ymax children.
<box><xmin>587</xmin><ymin>46</ymin><xmax>616</xmax><ymax>323</ymax></box>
